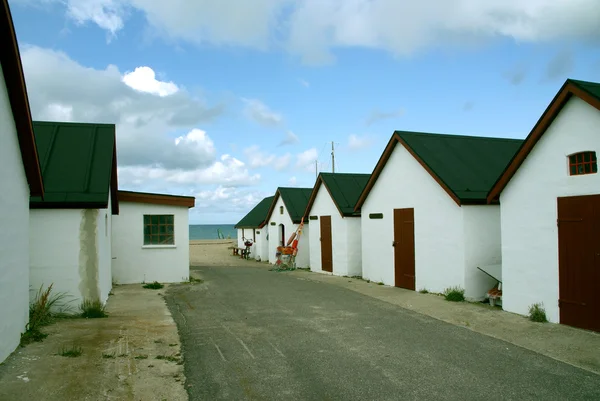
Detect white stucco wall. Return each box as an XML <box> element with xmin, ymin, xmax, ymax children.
<box><xmin>253</xmin><ymin>227</ymin><xmax>269</xmax><ymax>261</ymax></box>
<box><xmin>237</xmin><ymin>228</ymin><xmax>245</xmax><ymax>248</ymax></box>
<box><xmin>96</xmin><ymin>195</ymin><xmax>112</xmax><ymax>303</ymax></box>
<box><xmin>111</xmin><ymin>202</ymin><xmax>190</xmax><ymax>284</ymax></box>
<box><xmin>361</xmin><ymin>143</ymin><xmax>465</xmax><ymax>291</ymax></box>
<box><xmin>267</xmin><ymin>196</ymin><xmax>310</xmax><ymax>268</ymax></box>
<box><xmin>0</xmin><ymin>69</ymin><xmax>31</xmax><ymax>363</ymax></box>
<box><xmin>500</xmin><ymin>97</ymin><xmax>600</xmax><ymax>323</ymax></box>
<box><xmin>30</xmin><ymin>209</ymin><xmax>97</xmax><ymax>312</ymax></box>
<box><xmin>462</xmin><ymin>205</ymin><xmax>501</xmax><ymax>301</ymax></box>
<box><xmin>308</xmin><ymin>185</ymin><xmax>362</xmax><ymax>277</ymax></box>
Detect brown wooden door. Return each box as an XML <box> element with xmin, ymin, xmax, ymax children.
<box><xmin>393</xmin><ymin>208</ymin><xmax>415</xmax><ymax>290</ymax></box>
<box><xmin>320</xmin><ymin>216</ymin><xmax>333</xmax><ymax>272</ymax></box>
<box><xmin>557</xmin><ymin>195</ymin><xmax>600</xmax><ymax>332</ymax></box>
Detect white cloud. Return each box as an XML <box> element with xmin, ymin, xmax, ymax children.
<box><xmin>241</xmin><ymin>98</ymin><xmax>283</xmax><ymax>127</ymax></box>
<box><xmin>279</xmin><ymin>130</ymin><xmax>299</xmax><ymax>146</ymax></box>
<box><xmin>25</xmin><ymin>0</ymin><xmax>600</xmax><ymax>64</ymax></box>
<box><xmin>365</xmin><ymin>108</ymin><xmax>404</xmax><ymax>126</ymax></box>
<box><xmin>122</xmin><ymin>66</ymin><xmax>179</xmax><ymax>97</ymax></box>
<box><xmin>299</xmin><ymin>79</ymin><xmax>310</xmax><ymax>88</ymax></box>
<box><xmin>288</xmin><ymin>176</ymin><xmax>297</xmax><ymax>186</ymax></box>
<box><xmin>191</xmin><ymin>186</ymin><xmax>270</xmax><ymax>217</ymax></box>
<box><xmin>244</xmin><ymin>145</ymin><xmax>292</xmax><ymax>171</ymax></box>
<box><xmin>296</xmin><ymin>148</ymin><xmax>318</xmax><ymax>171</ymax></box>
<box><xmin>348</xmin><ymin>134</ymin><xmax>373</xmax><ymax>151</ymax></box>
<box><xmin>21</xmin><ymin>45</ymin><xmax>224</xmax><ymax>170</ymax></box>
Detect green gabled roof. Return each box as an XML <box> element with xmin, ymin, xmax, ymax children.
<box><xmin>267</xmin><ymin>187</ymin><xmax>313</xmax><ymax>224</ymax></box>
<box><xmin>307</xmin><ymin>173</ymin><xmax>371</xmax><ymax>217</ymax></box>
<box><xmin>30</xmin><ymin>121</ymin><xmax>119</xmax><ymax>213</ymax></box>
<box><xmin>568</xmin><ymin>79</ymin><xmax>600</xmax><ymax>101</ymax></box>
<box><xmin>235</xmin><ymin>196</ymin><xmax>275</xmax><ymax>228</ymax></box>
<box><xmin>397</xmin><ymin>131</ymin><xmax>523</xmax><ymax>202</ymax></box>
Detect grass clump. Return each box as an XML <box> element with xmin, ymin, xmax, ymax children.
<box><xmin>156</xmin><ymin>355</ymin><xmax>180</xmax><ymax>363</ymax></box>
<box><xmin>143</xmin><ymin>281</ymin><xmax>164</xmax><ymax>290</ymax></box>
<box><xmin>528</xmin><ymin>303</ymin><xmax>548</xmax><ymax>323</ymax></box>
<box><xmin>134</xmin><ymin>355</ymin><xmax>149</xmax><ymax>360</ymax></box>
<box><xmin>419</xmin><ymin>288</ymin><xmax>429</xmax><ymax>294</ymax></box>
<box><xmin>58</xmin><ymin>344</ymin><xmax>83</xmax><ymax>358</ymax></box>
<box><xmin>188</xmin><ymin>277</ymin><xmax>203</xmax><ymax>284</ymax></box>
<box><xmin>80</xmin><ymin>299</ymin><xmax>108</xmax><ymax>318</ymax></box>
<box><xmin>102</xmin><ymin>353</ymin><xmax>116</xmax><ymax>359</ymax></box>
<box><xmin>443</xmin><ymin>286</ymin><xmax>465</xmax><ymax>302</ymax></box>
<box><xmin>21</xmin><ymin>284</ymin><xmax>71</xmax><ymax>346</ymax></box>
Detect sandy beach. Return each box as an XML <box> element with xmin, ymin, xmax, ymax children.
<box><xmin>190</xmin><ymin>239</ymin><xmax>250</xmax><ymax>266</ymax></box>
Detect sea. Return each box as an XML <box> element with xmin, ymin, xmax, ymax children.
<box><xmin>189</xmin><ymin>224</ymin><xmax>237</xmax><ymax>240</ymax></box>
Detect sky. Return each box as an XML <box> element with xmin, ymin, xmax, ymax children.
<box><xmin>8</xmin><ymin>0</ymin><xmax>600</xmax><ymax>224</ymax></box>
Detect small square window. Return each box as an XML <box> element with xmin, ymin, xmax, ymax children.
<box><xmin>143</xmin><ymin>214</ymin><xmax>175</xmax><ymax>245</ymax></box>
<box><xmin>568</xmin><ymin>151</ymin><xmax>597</xmax><ymax>176</ymax></box>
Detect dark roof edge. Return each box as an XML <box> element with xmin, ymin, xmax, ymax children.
<box><xmin>1</xmin><ymin>0</ymin><xmax>44</xmax><ymax>197</ymax></box>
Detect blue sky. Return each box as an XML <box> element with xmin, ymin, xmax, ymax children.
<box><xmin>9</xmin><ymin>0</ymin><xmax>600</xmax><ymax>224</ymax></box>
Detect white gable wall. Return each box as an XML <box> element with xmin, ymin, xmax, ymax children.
<box><xmin>267</xmin><ymin>195</ymin><xmax>310</xmax><ymax>268</ymax></box>
<box><xmin>361</xmin><ymin>143</ymin><xmax>465</xmax><ymax>291</ymax></box>
<box><xmin>308</xmin><ymin>184</ymin><xmax>362</xmax><ymax>277</ymax></box>
<box><xmin>254</xmin><ymin>228</ymin><xmax>269</xmax><ymax>261</ymax></box>
<box><xmin>462</xmin><ymin>205</ymin><xmax>502</xmax><ymax>300</ymax></box>
<box><xmin>0</xmin><ymin>70</ymin><xmax>31</xmax><ymax>363</ymax></box>
<box><xmin>500</xmin><ymin>97</ymin><xmax>600</xmax><ymax>322</ymax></box>
<box><xmin>111</xmin><ymin>202</ymin><xmax>190</xmax><ymax>284</ymax></box>
<box><xmin>237</xmin><ymin>228</ymin><xmax>245</xmax><ymax>248</ymax></box>
<box><xmin>96</xmin><ymin>194</ymin><xmax>112</xmax><ymax>303</ymax></box>
<box><xmin>30</xmin><ymin>207</ymin><xmax>111</xmax><ymax>310</ymax></box>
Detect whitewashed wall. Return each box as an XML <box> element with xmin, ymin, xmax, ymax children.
<box><xmin>30</xmin><ymin>208</ymin><xmax>110</xmax><ymax>312</ymax></box>
<box><xmin>112</xmin><ymin>202</ymin><xmax>190</xmax><ymax>284</ymax></box>
<box><xmin>500</xmin><ymin>97</ymin><xmax>600</xmax><ymax>323</ymax></box>
<box><xmin>308</xmin><ymin>185</ymin><xmax>362</xmax><ymax>277</ymax></box>
<box><xmin>0</xmin><ymin>70</ymin><xmax>31</xmax><ymax>363</ymax></box>
<box><xmin>96</xmin><ymin>194</ymin><xmax>112</xmax><ymax>303</ymax></box>
<box><xmin>254</xmin><ymin>228</ymin><xmax>269</xmax><ymax>261</ymax></box>
<box><xmin>237</xmin><ymin>228</ymin><xmax>245</xmax><ymax>248</ymax></box>
<box><xmin>361</xmin><ymin>143</ymin><xmax>465</xmax><ymax>291</ymax></box>
<box><xmin>462</xmin><ymin>205</ymin><xmax>501</xmax><ymax>301</ymax></box>
<box><xmin>267</xmin><ymin>196</ymin><xmax>310</xmax><ymax>267</ymax></box>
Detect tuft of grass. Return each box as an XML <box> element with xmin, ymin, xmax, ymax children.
<box><xmin>350</xmin><ymin>275</ymin><xmax>363</xmax><ymax>280</ymax></box>
<box><xmin>154</xmin><ymin>339</ymin><xmax>164</xmax><ymax>344</ymax></box>
<box><xmin>528</xmin><ymin>303</ymin><xmax>548</xmax><ymax>323</ymax></box>
<box><xmin>377</xmin><ymin>282</ymin><xmax>384</xmax><ymax>286</ymax></box>
<box><xmin>80</xmin><ymin>299</ymin><xmax>108</xmax><ymax>318</ymax></box>
<box><xmin>188</xmin><ymin>277</ymin><xmax>203</xmax><ymax>284</ymax></box>
<box><xmin>134</xmin><ymin>355</ymin><xmax>149</xmax><ymax>360</ymax></box>
<box><xmin>21</xmin><ymin>284</ymin><xmax>72</xmax><ymax>346</ymax></box>
<box><xmin>102</xmin><ymin>353</ymin><xmax>115</xmax><ymax>359</ymax></box>
<box><xmin>419</xmin><ymin>288</ymin><xmax>429</xmax><ymax>294</ymax></box>
<box><xmin>168</xmin><ymin>343</ymin><xmax>178</xmax><ymax>347</ymax></box>
<box><xmin>58</xmin><ymin>344</ymin><xmax>83</xmax><ymax>358</ymax></box>
<box><xmin>443</xmin><ymin>286</ymin><xmax>465</xmax><ymax>302</ymax></box>
<box><xmin>143</xmin><ymin>281</ymin><xmax>164</xmax><ymax>290</ymax></box>
<box><xmin>155</xmin><ymin>355</ymin><xmax>180</xmax><ymax>363</ymax></box>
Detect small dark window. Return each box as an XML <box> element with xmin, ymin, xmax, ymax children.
<box><xmin>143</xmin><ymin>215</ymin><xmax>174</xmax><ymax>245</ymax></box>
<box><xmin>280</xmin><ymin>206</ymin><xmax>284</xmax><ymax>215</ymax></box>
<box><xmin>270</xmin><ymin>222</ymin><xmax>276</xmax><ymax>226</ymax></box>
<box><xmin>569</xmin><ymin>151</ymin><xmax>597</xmax><ymax>176</ymax></box>
<box><xmin>369</xmin><ymin>213</ymin><xmax>384</xmax><ymax>219</ymax></box>
<box><xmin>309</xmin><ymin>216</ymin><xmax>318</xmax><ymax>220</ymax></box>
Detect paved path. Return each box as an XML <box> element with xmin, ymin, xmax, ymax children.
<box><xmin>166</xmin><ymin>265</ymin><xmax>600</xmax><ymax>401</ymax></box>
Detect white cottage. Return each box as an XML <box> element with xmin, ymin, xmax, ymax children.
<box><xmin>0</xmin><ymin>0</ymin><xmax>45</xmax><ymax>362</ymax></box>
<box><xmin>487</xmin><ymin>79</ymin><xmax>600</xmax><ymax>332</ymax></box>
<box><xmin>111</xmin><ymin>191</ymin><xmax>195</xmax><ymax>284</ymax></box>
<box><xmin>355</xmin><ymin>131</ymin><xmax>522</xmax><ymax>300</ymax></box>
<box><xmin>234</xmin><ymin>195</ymin><xmax>275</xmax><ymax>261</ymax></box>
<box><xmin>304</xmin><ymin>173</ymin><xmax>370</xmax><ymax>277</ymax></box>
<box><xmin>29</xmin><ymin>121</ymin><xmax>119</xmax><ymax>309</ymax></box>
<box><xmin>265</xmin><ymin>187</ymin><xmax>312</xmax><ymax>268</ymax></box>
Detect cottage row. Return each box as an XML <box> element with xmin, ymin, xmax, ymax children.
<box><xmin>236</xmin><ymin>78</ymin><xmax>600</xmax><ymax>334</ymax></box>
<box><xmin>1</xmin><ymin>1</ymin><xmax>193</xmax><ymax>363</ymax></box>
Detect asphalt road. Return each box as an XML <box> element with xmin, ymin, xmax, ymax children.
<box><xmin>165</xmin><ymin>265</ymin><xmax>600</xmax><ymax>401</ymax></box>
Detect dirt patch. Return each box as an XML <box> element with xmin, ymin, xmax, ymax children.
<box><xmin>190</xmin><ymin>240</ymin><xmax>268</xmax><ymax>268</ymax></box>
<box><xmin>0</xmin><ymin>285</ymin><xmax>187</xmax><ymax>401</ymax></box>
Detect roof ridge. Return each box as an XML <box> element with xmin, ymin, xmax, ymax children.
<box><xmin>395</xmin><ymin>130</ymin><xmax>522</xmax><ymax>142</ymax></box>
